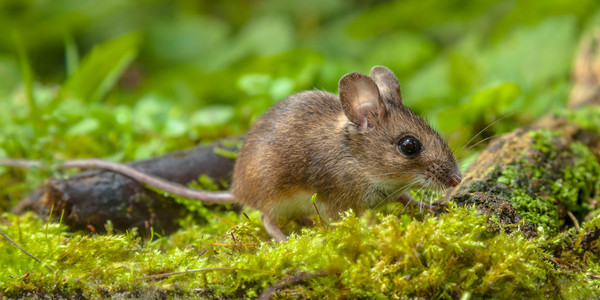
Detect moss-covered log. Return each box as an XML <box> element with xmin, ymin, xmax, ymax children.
<box><xmin>437</xmin><ymin>29</ymin><xmax>600</xmax><ymax>294</ymax></box>
<box><xmin>443</xmin><ymin>29</ymin><xmax>600</xmax><ymax>269</ymax></box>
<box><xmin>443</xmin><ymin>27</ymin><xmax>600</xmax><ymax>247</ymax></box>
<box><xmin>446</xmin><ymin>110</ymin><xmax>600</xmax><ymax>238</ymax></box>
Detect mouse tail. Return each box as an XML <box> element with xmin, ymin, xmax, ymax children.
<box><xmin>0</xmin><ymin>158</ymin><xmax>236</xmax><ymax>203</ymax></box>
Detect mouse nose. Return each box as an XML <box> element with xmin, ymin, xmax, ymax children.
<box><xmin>448</xmin><ymin>173</ymin><xmax>462</xmax><ymax>187</ymax></box>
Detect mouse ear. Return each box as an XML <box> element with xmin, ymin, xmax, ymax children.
<box><xmin>339</xmin><ymin>72</ymin><xmax>385</xmax><ymax>129</ymax></box>
<box><xmin>369</xmin><ymin>66</ymin><xmax>402</xmax><ymax>106</ymax></box>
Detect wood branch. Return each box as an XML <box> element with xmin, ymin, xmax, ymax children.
<box><xmin>258</xmin><ymin>270</ymin><xmax>330</xmax><ymax>300</ymax></box>
<box><xmin>13</xmin><ymin>137</ymin><xmax>243</xmax><ymax>234</ymax></box>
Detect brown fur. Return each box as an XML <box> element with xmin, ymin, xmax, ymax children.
<box><xmin>232</xmin><ymin>66</ymin><xmax>461</xmax><ymax>240</ymax></box>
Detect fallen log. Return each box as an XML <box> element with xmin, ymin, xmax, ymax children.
<box><xmin>13</xmin><ymin>137</ymin><xmax>242</xmax><ymax>234</ymax></box>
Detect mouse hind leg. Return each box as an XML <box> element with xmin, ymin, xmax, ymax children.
<box><xmin>260</xmin><ymin>214</ymin><xmax>288</xmax><ymax>242</ymax></box>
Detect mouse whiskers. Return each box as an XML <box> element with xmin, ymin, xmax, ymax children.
<box><xmin>417</xmin><ymin>181</ymin><xmax>434</xmax><ymax>214</ymax></box>
<box><xmin>454</xmin><ymin>112</ymin><xmax>514</xmax><ymax>160</ymax></box>
<box><xmin>372</xmin><ymin>179</ymin><xmax>420</xmax><ymax>210</ymax></box>
<box><xmin>371</xmin><ymin>171</ymin><xmax>422</xmax><ymax>177</ymax></box>
<box><xmin>456</xmin><ymin>133</ymin><xmax>503</xmax><ymax>163</ymax></box>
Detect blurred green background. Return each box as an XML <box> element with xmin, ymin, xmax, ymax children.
<box><xmin>1</xmin><ymin>0</ymin><xmax>599</xmax><ymax>210</ymax></box>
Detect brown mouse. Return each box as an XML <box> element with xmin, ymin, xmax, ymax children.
<box><xmin>0</xmin><ymin>66</ymin><xmax>461</xmax><ymax>242</ymax></box>
<box><xmin>231</xmin><ymin>66</ymin><xmax>461</xmax><ymax>241</ymax></box>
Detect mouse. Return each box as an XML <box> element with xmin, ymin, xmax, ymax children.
<box><xmin>0</xmin><ymin>66</ymin><xmax>462</xmax><ymax>242</ymax></box>
<box><xmin>231</xmin><ymin>66</ymin><xmax>461</xmax><ymax>241</ymax></box>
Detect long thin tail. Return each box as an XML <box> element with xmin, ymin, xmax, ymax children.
<box><xmin>0</xmin><ymin>158</ymin><xmax>235</xmax><ymax>203</ymax></box>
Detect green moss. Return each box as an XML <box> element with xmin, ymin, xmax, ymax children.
<box><xmin>191</xmin><ymin>174</ymin><xmax>221</xmax><ymax>191</ymax></box>
<box><xmin>4</xmin><ymin>130</ymin><xmax>600</xmax><ymax>299</ymax></box>
<box><xmin>497</xmin><ymin>160</ymin><xmax>562</xmax><ymax>235</ymax></box>
<box><xmin>561</xmin><ymin>106</ymin><xmax>600</xmax><ymax>134</ymax></box>
<box><xmin>553</xmin><ymin>142</ymin><xmax>600</xmax><ymax>212</ymax></box>
<box><xmin>540</xmin><ymin>212</ymin><xmax>600</xmax><ymax>294</ymax></box>
<box><xmin>495</xmin><ymin>130</ymin><xmax>600</xmax><ymax>236</ymax></box>
<box><xmin>531</xmin><ymin>129</ymin><xmax>560</xmax><ymax>159</ymax></box>
<box><xmin>167</xmin><ymin>175</ymin><xmax>236</xmax><ymax>229</ymax></box>
<box><xmin>213</xmin><ymin>147</ymin><xmax>238</xmax><ymax>160</ymax></box>
<box><xmin>511</xmin><ymin>189</ymin><xmax>559</xmax><ymax>234</ymax></box>
<box><xmin>2</xmin><ymin>205</ymin><xmax>597</xmax><ymax>298</ymax></box>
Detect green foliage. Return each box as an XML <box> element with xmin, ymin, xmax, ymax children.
<box><xmin>1</xmin><ymin>0</ymin><xmax>600</xmax><ymax>298</ymax></box>
<box><xmin>426</xmin><ymin>14</ymin><xmax>581</xmax><ymax>147</ymax></box>
<box><xmin>1</xmin><ymin>0</ymin><xmax>598</xmax><ymax>193</ymax></box>
<box><xmin>57</xmin><ymin>33</ymin><xmax>141</xmax><ymax>105</ymax></box>
<box><xmin>3</xmin><ymin>206</ymin><xmax>597</xmax><ymax>298</ymax></box>
<box><xmin>554</xmin><ymin>142</ymin><xmax>600</xmax><ymax>212</ymax></box>
<box><xmin>541</xmin><ymin>212</ymin><xmax>600</xmax><ymax>296</ymax></box>
<box><xmin>561</xmin><ymin>106</ymin><xmax>600</xmax><ymax>134</ymax></box>
<box><xmin>496</xmin><ymin>129</ymin><xmax>600</xmax><ymax>235</ymax></box>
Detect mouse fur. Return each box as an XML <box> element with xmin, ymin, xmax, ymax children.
<box><xmin>232</xmin><ymin>66</ymin><xmax>461</xmax><ymax>241</ymax></box>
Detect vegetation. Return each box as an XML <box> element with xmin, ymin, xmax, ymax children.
<box><xmin>494</xmin><ymin>129</ymin><xmax>600</xmax><ymax>235</ymax></box>
<box><xmin>3</xmin><ymin>205</ymin><xmax>598</xmax><ymax>299</ymax></box>
<box><xmin>1</xmin><ymin>0</ymin><xmax>600</xmax><ymax>298</ymax></box>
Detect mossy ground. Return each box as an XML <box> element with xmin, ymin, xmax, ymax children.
<box><xmin>2</xmin><ymin>1</ymin><xmax>600</xmax><ymax>298</ymax></box>
<box><xmin>494</xmin><ymin>129</ymin><xmax>600</xmax><ymax>235</ymax></box>
<box><xmin>1</xmin><ymin>201</ymin><xmax>599</xmax><ymax>299</ymax></box>
<box><xmin>2</xmin><ymin>107</ymin><xmax>600</xmax><ymax>298</ymax></box>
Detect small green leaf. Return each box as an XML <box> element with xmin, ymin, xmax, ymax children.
<box><xmin>66</xmin><ymin>118</ymin><xmax>100</xmax><ymax>136</ymax></box>
<box><xmin>163</xmin><ymin>118</ymin><xmax>188</xmax><ymax>138</ymax></box>
<box><xmin>311</xmin><ymin>193</ymin><xmax>318</xmax><ymax>203</ymax></box>
<box><xmin>469</xmin><ymin>81</ymin><xmax>521</xmax><ymax>112</ymax></box>
<box><xmin>190</xmin><ymin>105</ymin><xmax>234</xmax><ymax>127</ymax></box>
<box><xmin>213</xmin><ymin>147</ymin><xmax>238</xmax><ymax>160</ymax></box>
<box><xmin>237</xmin><ymin>74</ymin><xmax>272</xmax><ymax>96</ymax></box>
<box><xmin>133</xmin><ymin>94</ymin><xmax>172</xmax><ymax>133</ymax></box>
<box><xmin>64</xmin><ymin>34</ymin><xmax>79</xmax><ymax>76</ymax></box>
<box><xmin>56</xmin><ymin>33</ymin><xmax>141</xmax><ymax>105</ymax></box>
<box><xmin>269</xmin><ymin>77</ymin><xmax>295</xmax><ymax>100</ymax></box>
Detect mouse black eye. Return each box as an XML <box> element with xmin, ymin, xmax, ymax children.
<box><xmin>398</xmin><ymin>136</ymin><xmax>422</xmax><ymax>157</ymax></box>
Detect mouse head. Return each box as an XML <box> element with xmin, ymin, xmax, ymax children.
<box><xmin>338</xmin><ymin>66</ymin><xmax>461</xmax><ymax>191</ymax></box>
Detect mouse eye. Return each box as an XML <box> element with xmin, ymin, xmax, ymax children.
<box><xmin>398</xmin><ymin>136</ymin><xmax>422</xmax><ymax>157</ymax></box>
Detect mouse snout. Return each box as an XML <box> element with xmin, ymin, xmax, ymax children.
<box><xmin>426</xmin><ymin>162</ymin><xmax>462</xmax><ymax>189</ymax></box>
<box><xmin>448</xmin><ymin>173</ymin><xmax>462</xmax><ymax>187</ymax></box>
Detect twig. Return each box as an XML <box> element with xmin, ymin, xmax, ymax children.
<box><xmin>312</xmin><ymin>203</ymin><xmax>327</xmax><ymax>230</ymax></box>
<box><xmin>0</xmin><ymin>229</ymin><xmax>55</xmax><ymax>273</ymax></box>
<box><xmin>140</xmin><ymin>267</ymin><xmax>280</xmax><ymax>280</ymax></box>
<box><xmin>310</xmin><ymin>194</ymin><xmax>328</xmax><ymax>230</ymax></box>
<box><xmin>212</xmin><ymin>214</ymin><xmax>236</xmax><ymax>227</ymax></box>
<box><xmin>544</xmin><ymin>256</ymin><xmax>600</xmax><ymax>279</ymax></box>
<box><xmin>258</xmin><ymin>270</ymin><xmax>330</xmax><ymax>300</ymax></box>
<box><xmin>0</xmin><ymin>158</ymin><xmax>41</xmax><ymax>168</ymax></box>
<box><xmin>210</xmin><ymin>242</ymin><xmax>270</xmax><ymax>247</ymax></box>
<box><xmin>566</xmin><ymin>211</ymin><xmax>580</xmax><ymax>231</ymax></box>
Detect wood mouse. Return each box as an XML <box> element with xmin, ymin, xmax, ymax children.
<box><xmin>0</xmin><ymin>66</ymin><xmax>461</xmax><ymax>242</ymax></box>
<box><xmin>232</xmin><ymin>66</ymin><xmax>461</xmax><ymax>241</ymax></box>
